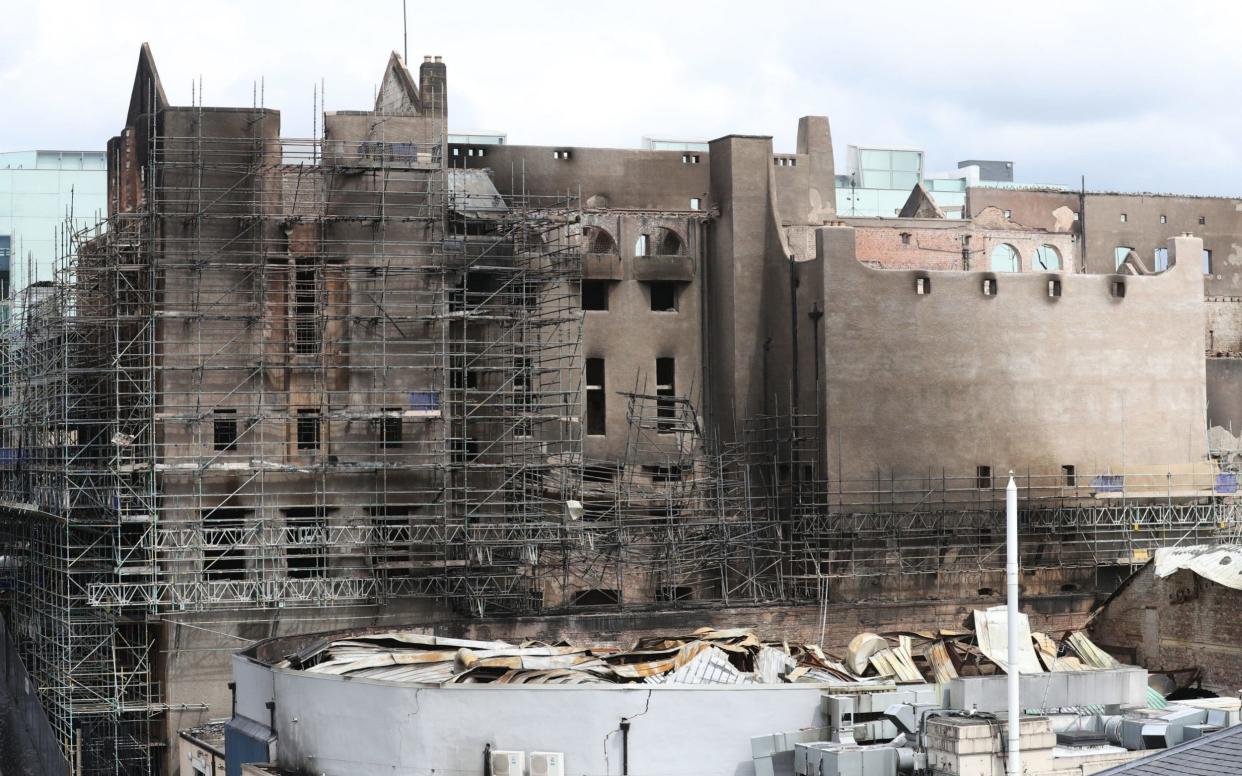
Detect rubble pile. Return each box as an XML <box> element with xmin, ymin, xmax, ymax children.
<box><xmin>279</xmin><ymin>608</ymin><xmax>1120</xmax><ymax>687</ymax></box>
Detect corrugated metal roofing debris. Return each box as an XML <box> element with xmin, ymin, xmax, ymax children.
<box><xmin>1067</xmin><ymin>631</ymin><xmax>1120</xmax><ymax>669</ymax></box>
<box><xmin>279</xmin><ymin>622</ymin><xmax>1133</xmax><ymax>688</ymax></box>
<box><xmin>1146</xmin><ymin>687</ymin><xmax>1168</xmax><ymax>710</ymax></box>
<box><xmin>973</xmin><ymin>607</ymin><xmax>1045</xmax><ymax>674</ymax></box>
<box><xmin>645</xmin><ymin>646</ymin><xmax>751</xmax><ymax>685</ymax></box>
<box><xmin>1154</xmin><ymin>544</ymin><xmax>1242</xmax><ymax>591</ymax></box>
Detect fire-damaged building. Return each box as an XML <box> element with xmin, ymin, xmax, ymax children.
<box><xmin>0</xmin><ymin>44</ymin><xmax>1236</xmax><ymax>775</ymax></box>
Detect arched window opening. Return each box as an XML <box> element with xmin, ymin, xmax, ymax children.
<box><xmin>989</xmin><ymin>243</ymin><xmax>1020</xmax><ymax>272</ymax></box>
<box><xmin>585</xmin><ymin>226</ymin><xmax>616</xmax><ymax>254</ymax></box>
<box><xmin>1035</xmin><ymin>244</ymin><xmax>1061</xmax><ymax>271</ymax></box>
<box><xmin>655</xmin><ymin>228</ymin><xmax>683</xmax><ymax>256</ymax></box>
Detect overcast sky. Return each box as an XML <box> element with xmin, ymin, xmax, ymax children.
<box><xmin>2</xmin><ymin>1</ymin><xmax>1239</xmax><ymax>196</ymax></box>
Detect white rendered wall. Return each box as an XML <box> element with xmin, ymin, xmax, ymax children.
<box><xmin>236</xmin><ymin>656</ymin><xmax>830</xmax><ymax>776</ymax></box>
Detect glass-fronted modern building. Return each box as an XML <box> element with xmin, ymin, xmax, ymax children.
<box><xmin>0</xmin><ymin>150</ymin><xmax>107</xmax><ymax>296</ymax></box>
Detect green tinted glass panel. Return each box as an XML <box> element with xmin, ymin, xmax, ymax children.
<box><xmin>891</xmin><ymin>151</ymin><xmax>921</xmax><ymax>172</ymax></box>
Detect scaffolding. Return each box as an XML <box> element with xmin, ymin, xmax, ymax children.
<box><xmin>0</xmin><ymin>101</ymin><xmax>1239</xmax><ymax>776</ymax></box>
<box><xmin>0</xmin><ymin>101</ymin><xmax>582</xmax><ymax>773</ymax></box>
<box><xmin>735</xmin><ymin>413</ymin><xmax>1242</xmax><ymax>600</ymax></box>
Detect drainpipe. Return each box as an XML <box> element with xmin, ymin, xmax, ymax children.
<box><xmin>1006</xmin><ymin>474</ymin><xmax>1021</xmax><ymax>776</ymax></box>
<box><xmin>808</xmin><ymin>303</ymin><xmax>822</xmax><ymax>392</ymax></box>
<box><xmin>620</xmin><ymin>717</ymin><xmax>631</xmax><ymax>775</ymax></box>
<box><xmin>1079</xmin><ymin>175</ymin><xmax>1087</xmax><ymax>272</ymax></box>
<box><xmin>789</xmin><ymin>255</ymin><xmax>800</xmax><ymax>421</ymax></box>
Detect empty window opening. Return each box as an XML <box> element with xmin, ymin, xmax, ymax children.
<box><xmin>1119</xmin><ymin>213</ymin><xmax>1128</xmax><ymax>223</ymax></box>
<box><xmin>581</xmin><ymin>280</ymin><xmax>610</xmax><ymax>311</ymax></box>
<box><xmin>634</xmin><ymin>234</ymin><xmax>650</xmax><ymax>257</ymax></box>
<box><xmin>293</xmin><ymin>261</ymin><xmax>320</xmax><ymax>354</ymax></box>
<box><xmin>656</xmin><ymin>585</ymin><xmax>692</xmax><ymax>603</ymax></box>
<box><xmin>203</xmin><ymin>506</ymin><xmax>248</xmax><ymax>581</ymax></box>
<box><xmin>1111</xmin><ymin>280</ymin><xmax>1126</xmax><ymax>298</ymax></box>
<box><xmin>1154</xmin><ymin>247</ymin><xmax>1169</xmax><ymax>272</ymax></box>
<box><xmin>644</xmin><ymin>464</ymin><xmax>685</xmax><ymax>482</ymax></box>
<box><xmin>656</xmin><ymin>357</ymin><xmax>675</xmax><ymax>434</ymax></box>
<box><xmin>296</xmin><ymin>409</ymin><xmax>320</xmax><ymax>451</ymax></box>
<box><xmin>1035</xmin><ymin>244</ymin><xmax>1061</xmax><ymax>271</ymax></box>
<box><xmin>989</xmin><ymin>243</ymin><xmax>1019</xmax><ymax>272</ymax></box>
<box><xmin>982</xmin><ymin>278</ymin><xmax>996</xmax><ymax>296</ymax></box>
<box><xmin>586</xmin><ymin>358</ymin><xmax>606</xmax><ymax>436</ymax></box>
<box><xmin>450</xmin><ymin>437</ymin><xmax>481</xmax><ymax>464</ymax></box>
<box><xmin>449</xmin><ymin>364</ymin><xmax>480</xmax><ymax>391</ymax></box>
<box><xmin>976</xmin><ymin>465</ymin><xmax>993</xmax><ymax>490</ymax></box>
<box><xmin>1048</xmin><ymin>279</ymin><xmax>1062</xmax><ymax>298</ymax></box>
<box><xmin>586</xmin><ymin>226</ymin><xmax>616</xmax><ymax>254</ymax></box>
<box><xmin>381</xmin><ymin>408</ymin><xmax>403</xmax><ymax>449</ymax></box>
<box><xmin>1199</xmin><ymin>216</ymin><xmax>1206</xmax><ymax>225</ymax></box>
<box><xmin>285</xmin><ymin>507</ymin><xmax>327</xmax><ymax>579</ymax></box>
<box><xmin>553</xmin><ymin>149</ymin><xmax>572</xmax><ymax>160</ymax></box>
<box><xmin>570</xmin><ymin>588</ymin><xmax>620</xmax><ymax>607</ymax></box>
<box><xmin>213</xmin><ymin>409</ymin><xmax>238</xmax><ymax>452</ymax></box>
<box><xmin>1062</xmin><ymin>464</ymin><xmax>1076</xmax><ymax>487</ymax></box>
<box><xmin>1204</xmin><ymin>249</ymin><xmax>1213</xmax><ymax>275</ymax></box>
<box><xmin>650</xmin><ymin>281</ymin><xmax>677</xmax><ymax>311</ymax></box>
<box><xmin>899</xmin><ymin>232</ymin><xmax>911</xmax><ymax>245</ymax></box>
<box><xmin>689</xmin><ymin>197</ymin><xmax>702</xmax><ymax>211</ymax></box>
<box><xmin>915</xmin><ymin>276</ymin><xmax>930</xmax><ymax>295</ymax></box>
<box><xmin>1160</xmin><ymin>215</ymin><xmax>1168</xmax><ymax>224</ymax></box>
<box><xmin>1114</xmin><ymin>246</ymin><xmax>1134</xmax><ymax>270</ymax></box>
<box><xmin>656</xmin><ymin>228</ymin><xmax>683</xmax><ymax>255</ymax></box>
<box><xmin>1003</xmin><ymin>209</ymin><xmax>1012</xmax><ymax>219</ymax></box>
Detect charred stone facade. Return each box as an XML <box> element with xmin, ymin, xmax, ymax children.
<box><xmin>0</xmin><ymin>45</ymin><xmax>1235</xmax><ymax>776</ymax></box>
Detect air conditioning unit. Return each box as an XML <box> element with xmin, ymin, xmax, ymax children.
<box><xmin>491</xmin><ymin>750</ymin><xmax>524</xmax><ymax>776</ymax></box>
<box><xmin>530</xmin><ymin>752</ymin><xmax>564</xmax><ymax>776</ymax></box>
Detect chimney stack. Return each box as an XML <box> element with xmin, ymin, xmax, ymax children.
<box><xmin>419</xmin><ymin>55</ymin><xmax>447</xmax><ymax>119</ymax></box>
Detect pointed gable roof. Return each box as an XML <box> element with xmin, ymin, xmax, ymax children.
<box><xmin>374</xmin><ymin>52</ymin><xmax>421</xmax><ymax>115</ymax></box>
<box><xmin>126</xmin><ymin>43</ymin><xmax>169</xmax><ymax>127</ymax></box>
<box><xmin>898</xmin><ymin>182</ymin><xmax>946</xmax><ymax>219</ymax></box>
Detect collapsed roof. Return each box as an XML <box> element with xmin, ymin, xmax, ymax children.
<box><xmin>274</xmin><ymin>612</ymin><xmax>1127</xmax><ymax>688</ymax></box>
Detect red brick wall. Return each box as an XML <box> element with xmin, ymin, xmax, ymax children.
<box><xmin>852</xmin><ymin>223</ymin><xmax>1078</xmax><ymax>274</ymax></box>
<box><xmin>854</xmin><ymin>226</ymin><xmax>965</xmax><ymax>270</ymax></box>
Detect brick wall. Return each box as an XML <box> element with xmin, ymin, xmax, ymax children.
<box><xmin>851</xmin><ymin>222</ymin><xmax>1077</xmax><ymax>274</ymax></box>
<box><xmin>1091</xmin><ymin>564</ymin><xmax>1242</xmax><ymax>691</ymax></box>
<box><xmin>443</xmin><ymin>593</ymin><xmax>1095</xmax><ymax>654</ymax></box>
<box><xmin>854</xmin><ymin>226</ymin><xmax>965</xmax><ymax>270</ymax></box>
